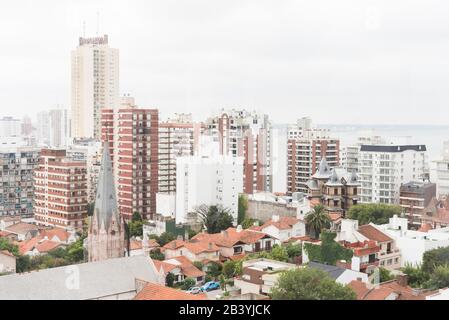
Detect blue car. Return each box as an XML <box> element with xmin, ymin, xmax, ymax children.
<box><xmin>201</xmin><ymin>281</ymin><xmax>220</xmax><ymax>292</ymax></box>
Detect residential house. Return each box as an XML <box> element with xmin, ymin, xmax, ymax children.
<box><xmin>129</xmin><ymin>239</ymin><xmax>144</xmax><ymax>256</ymax></box>
<box><xmin>348</xmin><ymin>276</ymin><xmax>436</xmax><ymax>300</ymax></box>
<box><xmin>38</xmin><ymin>228</ymin><xmax>78</xmax><ymax>244</ymax></box>
<box><xmin>234</xmin><ymin>258</ymin><xmax>297</xmax><ymax>296</ymax></box>
<box><xmin>18</xmin><ymin>238</ymin><xmax>64</xmax><ymax>256</ymax></box>
<box><xmin>191</xmin><ymin>226</ymin><xmax>276</xmax><ymax>260</ymax></box>
<box><xmin>4</xmin><ymin>222</ymin><xmax>39</xmax><ymax>241</ymax></box>
<box><xmin>376</xmin><ymin>215</ymin><xmax>449</xmax><ymax>267</ymax></box>
<box><xmin>133</xmin><ymin>282</ymin><xmax>207</xmax><ymax>300</ymax></box>
<box><xmin>162</xmin><ymin>239</ymin><xmax>220</xmax><ymax>263</ymax></box>
<box><xmin>0</xmin><ymin>216</ymin><xmax>21</xmax><ymax>231</ymax></box>
<box><xmin>338</xmin><ymin>219</ymin><xmax>401</xmax><ymax>271</ymax></box>
<box><xmin>307</xmin><ymin>261</ymin><xmax>368</xmax><ymax>285</ymax></box>
<box><xmin>154</xmin><ymin>256</ymin><xmax>205</xmax><ymax>285</ymax></box>
<box><xmin>255</xmin><ymin>215</ymin><xmax>305</xmax><ymax>243</ymax></box>
<box><xmin>0</xmin><ymin>250</ymin><xmax>16</xmax><ymax>274</ymax></box>
<box><xmin>421</xmin><ymin>195</ymin><xmax>449</xmax><ymax>229</ymax></box>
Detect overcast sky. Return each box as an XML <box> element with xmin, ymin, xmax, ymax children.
<box><xmin>1</xmin><ymin>0</ymin><xmax>449</xmax><ymax>125</ymax></box>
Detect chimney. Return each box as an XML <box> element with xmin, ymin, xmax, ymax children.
<box><xmin>177</xmin><ymin>235</ymin><xmax>183</xmax><ymax>241</ymax></box>
<box><xmin>272</xmin><ymin>215</ymin><xmax>280</xmax><ymax>222</ymax></box>
<box><xmin>397</xmin><ymin>274</ymin><xmax>409</xmax><ymax>287</ymax></box>
<box><xmin>172</xmin><ymin>241</ymin><xmax>177</xmax><ymax>249</ymax></box>
<box><xmin>236</xmin><ymin>225</ymin><xmax>243</xmax><ymax>233</ymax></box>
<box><xmin>208</xmin><ymin>242</ymin><xmax>213</xmax><ymax>250</ymax></box>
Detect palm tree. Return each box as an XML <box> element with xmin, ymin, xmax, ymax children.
<box><xmin>305</xmin><ymin>204</ymin><xmax>331</xmax><ymax>239</ymax></box>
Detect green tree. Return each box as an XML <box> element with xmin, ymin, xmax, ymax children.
<box><xmin>127</xmin><ymin>212</ymin><xmax>143</xmax><ymax>238</ymax></box>
<box><xmin>181</xmin><ymin>278</ymin><xmax>196</xmax><ymax>290</ymax></box>
<box><xmin>222</xmin><ymin>260</ymin><xmax>237</xmax><ymax>278</ymax></box>
<box><xmin>237</xmin><ymin>194</ymin><xmax>248</xmax><ymax>225</ymax></box>
<box><xmin>347</xmin><ymin>203</ymin><xmax>401</xmax><ymax>225</ymax></box>
<box><xmin>286</xmin><ymin>243</ymin><xmax>302</xmax><ymax>259</ymax></box>
<box><xmin>425</xmin><ymin>264</ymin><xmax>449</xmax><ymax>289</ymax></box>
<box><xmin>16</xmin><ymin>255</ymin><xmax>31</xmax><ymax>273</ymax></box>
<box><xmin>303</xmin><ymin>231</ymin><xmax>353</xmax><ymax>266</ymax></box>
<box><xmin>422</xmin><ymin>246</ymin><xmax>449</xmax><ymax>274</ymax></box>
<box><xmin>401</xmin><ymin>263</ymin><xmax>429</xmax><ymax>288</ymax></box>
<box><xmin>268</xmin><ymin>244</ymin><xmax>289</xmax><ymax>262</ymax></box>
<box><xmin>193</xmin><ymin>261</ymin><xmax>204</xmax><ymax>271</ymax></box>
<box><xmin>241</xmin><ymin>218</ymin><xmax>262</xmax><ymax>229</ymax></box>
<box><xmin>157</xmin><ymin>232</ymin><xmax>176</xmax><ymax>247</ymax></box>
<box><xmin>305</xmin><ymin>204</ymin><xmax>331</xmax><ymax>239</ymax></box>
<box><xmin>0</xmin><ymin>238</ymin><xmax>19</xmax><ymax>256</ymax></box>
<box><xmin>166</xmin><ymin>272</ymin><xmax>176</xmax><ymax>287</ymax></box>
<box><xmin>378</xmin><ymin>267</ymin><xmax>394</xmax><ymax>283</ymax></box>
<box><xmin>195</xmin><ymin>204</ymin><xmax>234</xmax><ymax>234</ymax></box>
<box><xmin>150</xmin><ymin>248</ymin><xmax>165</xmax><ymax>261</ymax></box>
<box><xmin>271</xmin><ymin>267</ymin><xmax>356</xmax><ymax>300</ymax></box>
<box><xmin>206</xmin><ymin>261</ymin><xmax>223</xmax><ymax>279</ymax></box>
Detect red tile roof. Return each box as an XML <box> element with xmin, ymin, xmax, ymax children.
<box><xmin>130</xmin><ymin>239</ymin><xmax>143</xmax><ymax>251</ymax></box>
<box><xmin>18</xmin><ymin>237</ymin><xmax>40</xmax><ymax>255</ymax></box>
<box><xmin>5</xmin><ymin>222</ymin><xmax>38</xmax><ymax>235</ymax></box>
<box><xmin>134</xmin><ymin>282</ymin><xmax>207</xmax><ymax>300</ymax></box>
<box><xmin>39</xmin><ymin>228</ymin><xmax>70</xmax><ymax>242</ymax></box>
<box><xmin>348</xmin><ymin>280</ymin><xmax>436</xmax><ymax>300</ymax></box>
<box><xmin>192</xmin><ymin>227</ymin><xmax>271</xmax><ymax>248</ymax></box>
<box><xmin>34</xmin><ymin>240</ymin><xmax>63</xmax><ymax>253</ymax></box>
<box><xmin>0</xmin><ymin>231</ymin><xmax>13</xmax><ymax>238</ymax></box>
<box><xmin>358</xmin><ymin>225</ymin><xmax>392</xmax><ymax>243</ymax></box>
<box><xmin>147</xmin><ymin>239</ymin><xmax>160</xmax><ymax>248</ymax></box>
<box><xmin>260</xmin><ymin>216</ymin><xmax>301</xmax><ymax>230</ymax></box>
<box><xmin>328</xmin><ymin>213</ymin><xmax>342</xmax><ymax>222</ymax></box>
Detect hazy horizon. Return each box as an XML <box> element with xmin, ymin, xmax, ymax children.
<box><xmin>2</xmin><ymin>0</ymin><xmax>449</xmax><ymax>125</ymax></box>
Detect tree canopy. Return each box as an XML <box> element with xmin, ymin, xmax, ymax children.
<box><xmin>195</xmin><ymin>204</ymin><xmax>234</xmax><ymax>234</ymax></box>
<box><xmin>347</xmin><ymin>203</ymin><xmax>401</xmax><ymax>225</ymax></box>
<box><xmin>305</xmin><ymin>204</ymin><xmax>330</xmax><ymax>239</ymax></box>
<box><xmin>422</xmin><ymin>246</ymin><xmax>449</xmax><ymax>274</ymax></box>
<box><xmin>271</xmin><ymin>267</ymin><xmax>356</xmax><ymax>300</ymax></box>
<box><xmin>237</xmin><ymin>194</ymin><xmax>248</xmax><ymax>225</ymax></box>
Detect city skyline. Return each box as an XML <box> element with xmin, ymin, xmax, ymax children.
<box><xmin>2</xmin><ymin>0</ymin><xmax>449</xmax><ymax>125</ymax></box>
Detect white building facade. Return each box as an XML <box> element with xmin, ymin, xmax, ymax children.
<box><xmin>359</xmin><ymin>145</ymin><xmax>429</xmax><ymax>204</ymax></box>
<box><xmin>175</xmin><ymin>154</ymin><xmax>244</xmax><ymax>225</ymax></box>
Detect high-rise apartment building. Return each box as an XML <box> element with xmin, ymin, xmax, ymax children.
<box><xmin>205</xmin><ymin>109</ymin><xmax>271</xmax><ymax>194</ymax></box>
<box><xmin>101</xmin><ymin>105</ymin><xmax>159</xmax><ymax>220</ymax></box>
<box><xmin>175</xmin><ymin>154</ymin><xmax>244</xmax><ymax>225</ymax></box>
<box><xmin>71</xmin><ymin>35</ymin><xmax>119</xmax><ymax>140</ymax></box>
<box><xmin>287</xmin><ymin>137</ymin><xmax>340</xmax><ymax>194</ymax></box>
<box><xmin>434</xmin><ymin>141</ymin><xmax>449</xmax><ymax>197</ymax></box>
<box><xmin>359</xmin><ymin>145</ymin><xmax>429</xmax><ymax>204</ymax></box>
<box><xmin>36</xmin><ymin>109</ymin><xmax>70</xmax><ymax>148</ymax></box>
<box><xmin>33</xmin><ymin>149</ymin><xmax>87</xmax><ymax>230</ymax></box>
<box><xmin>67</xmin><ymin>138</ymin><xmax>102</xmax><ymax>204</ymax></box>
<box><xmin>0</xmin><ymin>146</ymin><xmax>39</xmax><ymax>218</ymax></box>
<box><xmin>158</xmin><ymin>113</ymin><xmax>203</xmax><ymax>194</ymax></box>
<box><xmin>0</xmin><ymin>117</ymin><xmax>21</xmax><ymax>137</ymax></box>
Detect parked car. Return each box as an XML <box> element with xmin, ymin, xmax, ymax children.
<box><xmin>186</xmin><ymin>287</ymin><xmax>202</xmax><ymax>295</ymax></box>
<box><xmin>201</xmin><ymin>281</ymin><xmax>220</xmax><ymax>292</ymax></box>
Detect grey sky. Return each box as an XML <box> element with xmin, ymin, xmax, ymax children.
<box><xmin>1</xmin><ymin>0</ymin><xmax>449</xmax><ymax>125</ymax></box>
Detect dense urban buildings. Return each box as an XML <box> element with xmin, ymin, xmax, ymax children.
<box><xmin>359</xmin><ymin>145</ymin><xmax>429</xmax><ymax>204</ymax></box>
<box><xmin>71</xmin><ymin>34</ymin><xmax>119</xmax><ymax>140</ymax></box>
<box><xmin>101</xmin><ymin>105</ymin><xmax>159</xmax><ymax>220</ymax></box>
<box><xmin>0</xmin><ymin>146</ymin><xmax>39</xmax><ymax>218</ymax></box>
<box><xmin>287</xmin><ymin>135</ymin><xmax>340</xmax><ymax>194</ymax></box>
<box><xmin>36</xmin><ymin>108</ymin><xmax>70</xmax><ymax>148</ymax></box>
<box><xmin>33</xmin><ymin>149</ymin><xmax>87</xmax><ymax>230</ymax></box>
<box><xmin>158</xmin><ymin>114</ymin><xmax>203</xmax><ymax>194</ymax></box>
<box><xmin>0</xmin><ymin>117</ymin><xmax>21</xmax><ymax>137</ymax></box>
<box><xmin>205</xmin><ymin>109</ymin><xmax>271</xmax><ymax>194</ymax></box>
